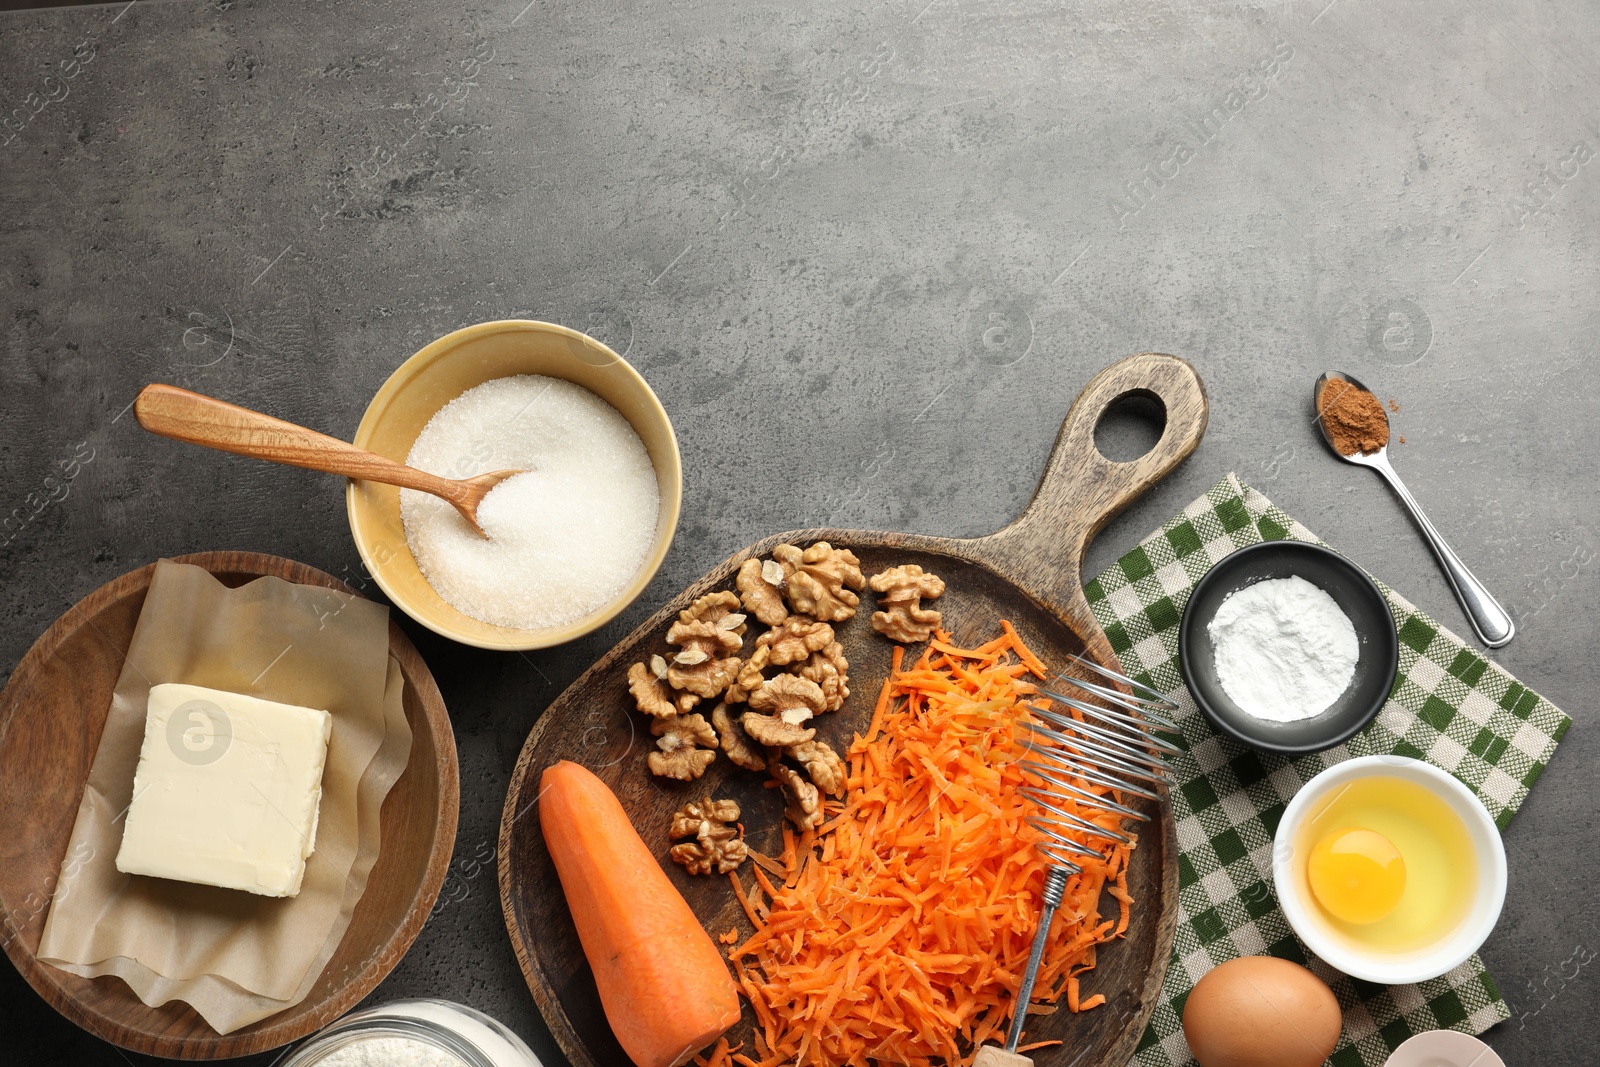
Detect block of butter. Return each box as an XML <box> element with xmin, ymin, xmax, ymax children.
<box><xmin>115</xmin><ymin>682</ymin><xmax>333</xmax><ymax>898</ymax></box>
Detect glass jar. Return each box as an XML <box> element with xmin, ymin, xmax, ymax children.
<box><xmin>273</xmin><ymin>998</ymin><xmax>544</xmax><ymax>1067</ymax></box>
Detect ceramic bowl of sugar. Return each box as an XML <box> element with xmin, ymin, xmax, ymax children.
<box><xmin>347</xmin><ymin>320</ymin><xmax>681</xmax><ymax>650</ymax></box>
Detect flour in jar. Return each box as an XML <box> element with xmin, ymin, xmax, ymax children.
<box><xmin>400</xmin><ymin>375</ymin><xmax>660</xmax><ymax>631</ymax></box>
<box><xmin>1206</xmin><ymin>575</ymin><xmax>1359</xmax><ymax>722</ymax></box>
<box><xmin>310</xmin><ymin>1034</ymin><xmax>468</xmax><ymax>1067</ymax></box>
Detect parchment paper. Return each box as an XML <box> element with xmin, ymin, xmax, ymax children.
<box><xmin>37</xmin><ymin>560</ymin><xmax>414</xmax><ymax>1033</ymax></box>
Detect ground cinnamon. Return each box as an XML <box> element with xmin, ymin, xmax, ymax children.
<box><xmin>1317</xmin><ymin>377</ymin><xmax>1390</xmax><ymax>455</ymax></box>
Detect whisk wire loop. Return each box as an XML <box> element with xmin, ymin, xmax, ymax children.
<box><xmin>1016</xmin><ymin>740</ymin><xmax>1164</xmax><ymax>800</ymax></box>
<box><xmin>1019</xmin><ymin>726</ymin><xmax>1167</xmax><ymax>785</ymax></box>
<box><xmin>999</xmin><ymin>652</ymin><xmax>1176</xmax><ymax>1055</ymax></box>
<box><xmin>1017</xmin><ymin>760</ymin><xmax>1150</xmax><ymax>820</ymax></box>
<box><xmin>1026</xmin><ymin>703</ymin><xmax>1182</xmax><ymax>762</ymax></box>
<box><xmin>1058</xmin><ymin>652</ymin><xmax>1179</xmax><ymax>707</ymax></box>
<box><xmin>1034</xmin><ymin>686</ymin><xmax>1184</xmax><ymax>739</ymax></box>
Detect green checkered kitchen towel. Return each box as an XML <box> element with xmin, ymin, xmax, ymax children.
<box><xmin>1083</xmin><ymin>473</ymin><xmax>1571</xmax><ymax>1067</ymax></box>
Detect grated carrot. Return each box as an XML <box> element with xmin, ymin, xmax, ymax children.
<box><xmin>729</xmin><ymin>870</ymin><xmax>764</xmax><ymax>928</ymax></box>
<box><xmin>692</xmin><ymin>1037</ymin><xmax>731</xmax><ymax>1067</ymax></box>
<box><xmin>730</xmin><ymin>624</ymin><xmax>1137</xmax><ymax>1067</ymax></box>
<box><xmin>693</xmin><ymin>1038</ymin><xmax>746</xmax><ymax>1067</ymax></box>
<box><xmin>749</xmin><ymin>850</ymin><xmax>788</xmax><ymax>878</ymax></box>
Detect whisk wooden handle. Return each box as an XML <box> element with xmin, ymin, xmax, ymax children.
<box><xmin>973</xmin><ymin>1047</ymin><xmax>1035</xmax><ymax>1067</ymax></box>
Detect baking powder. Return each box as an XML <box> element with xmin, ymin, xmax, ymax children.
<box><xmin>1206</xmin><ymin>575</ymin><xmax>1359</xmax><ymax>722</ymax></box>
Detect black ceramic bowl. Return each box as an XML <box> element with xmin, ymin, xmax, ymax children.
<box><xmin>1178</xmin><ymin>541</ymin><xmax>1399</xmax><ymax>754</ymax></box>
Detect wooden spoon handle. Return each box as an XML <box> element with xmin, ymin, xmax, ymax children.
<box><xmin>134</xmin><ymin>383</ymin><xmax>458</xmax><ymax>499</ymax></box>
<box><xmin>973</xmin><ymin>353</ymin><xmax>1208</xmax><ymax>662</ymax></box>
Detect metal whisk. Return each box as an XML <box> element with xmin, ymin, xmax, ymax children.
<box><xmin>975</xmin><ymin>652</ymin><xmax>1180</xmax><ymax>1067</ymax></box>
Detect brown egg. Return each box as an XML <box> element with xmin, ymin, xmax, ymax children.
<box><xmin>1181</xmin><ymin>956</ymin><xmax>1342</xmax><ymax>1067</ymax></box>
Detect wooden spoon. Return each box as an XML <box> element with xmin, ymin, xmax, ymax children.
<box><xmin>133</xmin><ymin>383</ymin><xmax>522</xmax><ymax>537</ymax></box>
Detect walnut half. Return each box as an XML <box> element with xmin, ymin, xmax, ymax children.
<box><xmin>759</xmin><ymin>616</ymin><xmax>835</xmax><ymax>667</ymax></box>
<box><xmin>647</xmin><ymin>713</ymin><xmax>719</xmax><ymax>780</ymax></box>
<box><xmin>869</xmin><ymin>563</ymin><xmax>945</xmax><ymax>644</ymax></box>
<box><xmin>665</xmin><ymin>618</ymin><xmax>741</xmax><ymax>699</ymax></box>
<box><xmin>711</xmin><ymin>702</ymin><xmax>766</xmax><ymax>771</ymax></box>
<box><xmin>748</xmin><ymin>674</ymin><xmax>827</xmax><ymax>729</ymax></box>
<box><xmin>678</xmin><ymin>590</ymin><xmax>747</xmax><ymax>636</ymax></box>
<box><xmin>668</xmin><ymin>799</ymin><xmax>747</xmax><ymax>875</ymax></box>
<box><xmin>771</xmin><ymin>761</ymin><xmax>823</xmax><ymax>831</ymax></box>
<box><xmin>794</xmin><ymin>639</ymin><xmax>849</xmax><ymax>712</ymax></box>
<box><xmin>742</xmin><ymin>710</ymin><xmax>814</xmax><ymax>747</ymax></box>
<box><xmin>772</xmin><ymin>542</ymin><xmax>865</xmax><ymax>622</ymax></box>
<box><xmin>785</xmin><ymin>738</ymin><xmax>847</xmax><ymax>797</ymax></box>
<box><xmin>736</xmin><ymin>558</ymin><xmax>788</xmax><ymax>626</ymax></box>
<box><xmin>627</xmin><ymin>661</ymin><xmax>698</xmax><ymax>719</ymax></box>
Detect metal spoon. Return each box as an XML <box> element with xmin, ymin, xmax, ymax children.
<box><xmin>134</xmin><ymin>383</ymin><xmax>523</xmax><ymax>538</ymax></box>
<box><xmin>1313</xmin><ymin>372</ymin><xmax>1514</xmax><ymax>647</ymax></box>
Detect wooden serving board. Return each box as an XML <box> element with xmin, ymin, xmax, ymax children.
<box><xmin>499</xmin><ymin>353</ymin><xmax>1207</xmax><ymax>1067</ymax></box>
<box><xmin>0</xmin><ymin>552</ymin><xmax>459</xmax><ymax>1060</ymax></box>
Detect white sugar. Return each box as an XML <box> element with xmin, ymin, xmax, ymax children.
<box><xmin>400</xmin><ymin>375</ymin><xmax>660</xmax><ymax>631</ymax></box>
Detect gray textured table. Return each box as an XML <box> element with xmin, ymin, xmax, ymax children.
<box><xmin>2</xmin><ymin>1</ymin><xmax>1595</xmax><ymax>1064</ymax></box>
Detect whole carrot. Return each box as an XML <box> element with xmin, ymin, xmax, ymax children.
<box><xmin>539</xmin><ymin>760</ymin><xmax>741</xmax><ymax>1067</ymax></box>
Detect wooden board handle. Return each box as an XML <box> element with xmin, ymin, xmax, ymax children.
<box><xmin>973</xmin><ymin>353</ymin><xmax>1208</xmax><ymax>664</ymax></box>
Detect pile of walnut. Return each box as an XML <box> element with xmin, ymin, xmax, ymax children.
<box><xmin>628</xmin><ymin>542</ymin><xmax>946</xmax><ymax>875</ymax></box>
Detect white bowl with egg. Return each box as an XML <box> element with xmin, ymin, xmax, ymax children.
<box><xmin>1273</xmin><ymin>755</ymin><xmax>1507</xmax><ymax>985</ymax></box>
<box><xmin>347</xmin><ymin>320</ymin><xmax>682</xmax><ymax>650</ymax></box>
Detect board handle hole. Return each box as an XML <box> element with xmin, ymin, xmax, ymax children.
<box><xmin>1093</xmin><ymin>389</ymin><xmax>1167</xmax><ymax>463</ymax></box>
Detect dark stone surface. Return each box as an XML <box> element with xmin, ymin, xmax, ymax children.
<box><xmin>1</xmin><ymin>1</ymin><xmax>1595</xmax><ymax>1064</ymax></box>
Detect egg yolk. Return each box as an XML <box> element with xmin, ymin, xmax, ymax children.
<box><xmin>1307</xmin><ymin>828</ymin><xmax>1407</xmax><ymax>924</ymax></box>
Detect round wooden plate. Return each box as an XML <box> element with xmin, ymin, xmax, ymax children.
<box><xmin>0</xmin><ymin>551</ymin><xmax>460</xmax><ymax>1060</ymax></box>
<box><xmin>500</xmin><ymin>354</ymin><xmax>1206</xmax><ymax>1067</ymax></box>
